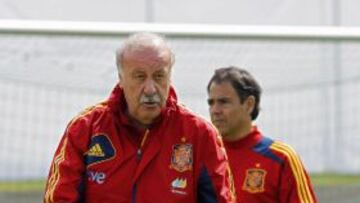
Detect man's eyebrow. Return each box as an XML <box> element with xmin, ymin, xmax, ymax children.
<box><xmin>207</xmin><ymin>97</ymin><xmax>230</xmax><ymax>104</ymax></box>
<box><xmin>215</xmin><ymin>96</ymin><xmax>230</xmax><ymax>101</ymax></box>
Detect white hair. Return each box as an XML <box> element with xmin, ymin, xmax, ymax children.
<box><xmin>115</xmin><ymin>32</ymin><xmax>175</xmax><ymax>76</ymax></box>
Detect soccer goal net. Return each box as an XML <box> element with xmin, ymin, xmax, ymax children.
<box><xmin>1</xmin><ymin>20</ymin><xmax>360</xmax><ymax>181</ymax></box>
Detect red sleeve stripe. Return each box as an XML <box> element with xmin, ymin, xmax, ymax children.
<box><xmin>270</xmin><ymin>141</ymin><xmax>314</xmax><ymax>203</ymax></box>
<box><xmin>44</xmin><ymin>137</ymin><xmax>68</xmax><ymax>203</ymax></box>
<box><xmin>44</xmin><ymin>102</ymin><xmax>106</xmax><ymax>202</ymax></box>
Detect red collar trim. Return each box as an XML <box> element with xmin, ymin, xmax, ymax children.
<box><xmin>224</xmin><ymin>126</ymin><xmax>262</xmax><ymax>149</ymax></box>
<box><xmin>107</xmin><ymin>84</ymin><xmax>178</xmax><ymax>128</ymax></box>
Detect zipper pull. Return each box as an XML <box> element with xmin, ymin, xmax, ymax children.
<box><xmin>136</xmin><ymin>149</ymin><xmax>142</xmax><ymax>161</ymax></box>
<box><xmin>137</xmin><ymin>130</ymin><xmax>149</xmax><ymax>161</ymax></box>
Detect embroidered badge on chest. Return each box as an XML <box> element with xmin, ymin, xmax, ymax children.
<box><xmin>84</xmin><ymin>134</ymin><xmax>115</xmax><ymax>167</ymax></box>
<box><xmin>170</xmin><ymin>143</ymin><xmax>193</xmax><ymax>172</ymax></box>
<box><xmin>242</xmin><ymin>168</ymin><xmax>267</xmax><ymax>193</ymax></box>
<box><xmin>170</xmin><ymin>177</ymin><xmax>188</xmax><ymax>195</ymax></box>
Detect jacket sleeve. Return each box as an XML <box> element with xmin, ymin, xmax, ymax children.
<box><xmin>197</xmin><ymin>124</ymin><xmax>236</xmax><ymax>203</ymax></box>
<box><xmin>271</xmin><ymin>142</ymin><xmax>317</xmax><ymax>203</ymax></box>
<box><xmin>44</xmin><ymin>117</ymin><xmax>89</xmax><ymax>203</ymax></box>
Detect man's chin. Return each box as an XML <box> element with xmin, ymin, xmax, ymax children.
<box><xmin>216</xmin><ymin>127</ymin><xmax>228</xmax><ymax>137</ymax></box>
<box><xmin>138</xmin><ymin>110</ymin><xmax>161</xmax><ymax>124</ymax></box>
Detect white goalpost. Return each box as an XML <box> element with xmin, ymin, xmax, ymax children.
<box><xmin>2</xmin><ymin>19</ymin><xmax>360</xmax><ymax>40</ymax></box>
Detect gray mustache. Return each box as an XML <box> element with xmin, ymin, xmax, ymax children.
<box><xmin>140</xmin><ymin>94</ymin><xmax>161</xmax><ymax>104</ymax></box>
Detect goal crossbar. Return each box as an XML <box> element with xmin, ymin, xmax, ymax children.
<box><xmin>1</xmin><ymin>19</ymin><xmax>360</xmax><ymax>41</ymax></box>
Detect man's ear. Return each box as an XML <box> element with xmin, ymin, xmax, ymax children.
<box><xmin>245</xmin><ymin>96</ymin><xmax>255</xmax><ymax>115</ymax></box>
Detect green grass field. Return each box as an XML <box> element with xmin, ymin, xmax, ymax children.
<box><xmin>0</xmin><ymin>180</ymin><xmax>45</xmax><ymax>192</ymax></box>
<box><xmin>0</xmin><ymin>173</ymin><xmax>359</xmax><ymax>192</ymax></box>
<box><xmin>311</xmin><ymin>173</ymin><xmax>360</xmax><ymax>186</ymax></box>
<box><xmin>0</xmin><ymin>174</ymin><xmax>360</xmax><ymax>203</ymax></box>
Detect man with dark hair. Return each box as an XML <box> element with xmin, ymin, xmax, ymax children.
<box><xmin>207</xmin><ymin>66</ymin><xmax>317</xmax><ymax>203</ymax></box>
<box><xmin>44</xmin><ymin>33</ymin><xmax>236</xmax><ymax>203</ymax></box>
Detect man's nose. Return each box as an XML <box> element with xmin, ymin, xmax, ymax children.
<box><xmin>143</xmin><ymin>79</ymin><xmax>157</xmax><ymax>95</ymax></box>
<box><xmin>210</xmin><ymin>103</ymin><xmax>221</xmax><ymax>115</ymax></box>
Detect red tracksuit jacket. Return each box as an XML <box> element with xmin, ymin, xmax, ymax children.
<box><xmin>44</xmin><ymin>85</ymin><xmax>236</xmax><ymax>203</ymax></box>
<box><xmin>224</xmin><ymin>126</ymin><xmax>317</xmax><ymax>203</ymax></box>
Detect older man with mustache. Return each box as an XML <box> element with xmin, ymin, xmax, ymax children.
<box><xmin>44</xmin><ymin>33</ymin><xmax>236</xmax><ymax>203</ymax></box>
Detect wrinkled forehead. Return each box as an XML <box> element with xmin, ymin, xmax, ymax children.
<box><xmin>122</xmin><ymin>44</ymin><xmax>173</xmax><ymax>70</ymax></box>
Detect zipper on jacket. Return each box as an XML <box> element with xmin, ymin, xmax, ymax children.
<box><xmin>136</xmin><ymin>129</ymin><xmax>149</xmax><ymax>161</ymax></box>
<box><xmin>132</xmin><ymin>183</ymin><xmax>137</xmax><ymax>203</ymax></box>
<box><xmin>132</xmin><ymin>130</ymin><xmax>150</xmax><ymax>202</ymax></box>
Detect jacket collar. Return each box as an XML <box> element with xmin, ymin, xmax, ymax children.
<box><xmin>107</xmin><ymin>84</ymin><xmax>178</xmax><ymax>128</ymax></box>
<box><xmin>224</xmin><ymin>126</ymin><xmax>262</xmax><ymax>149</ymax></box>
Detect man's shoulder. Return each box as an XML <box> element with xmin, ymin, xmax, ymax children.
<box><xmin>268</xmin><ymin>140</ymin><xmax>302</xmax><ymax>164</ymax></box>
<box><xmin>67</xmin><ymin>100</ymin><xmax>110</xmax><ymax>129</ymax></box>
<box><xmin>175</xmin><ymin>103</ymin><xmax>214</xmax><ymax>129</ymax></box>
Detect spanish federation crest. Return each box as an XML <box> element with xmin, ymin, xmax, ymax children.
<box><xmin>242</xmin><ymin>168</ymin><xmax>267</xmax><ymax>193</ymax></box>
<box><xmin>170</xmin><ymin>144</ymin><xmax>193</xmax><ymax>172</ymax></box>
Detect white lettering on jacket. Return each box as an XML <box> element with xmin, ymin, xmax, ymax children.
<box><xmin>87</xmin><ymin>171</ymin><xmax>106</xmax><ymax>184</ymax></box>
